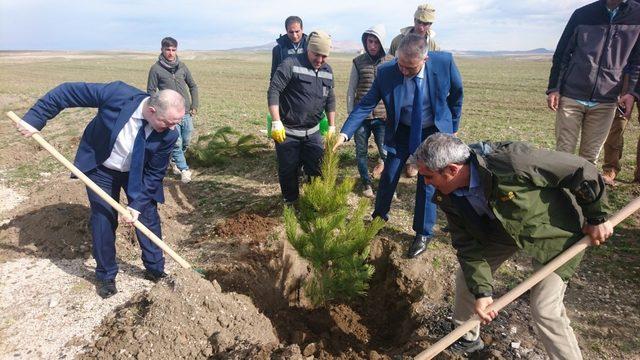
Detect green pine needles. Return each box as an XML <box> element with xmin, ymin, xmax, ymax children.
<box><xmin>188</xmin><ymin>126</ymin><xmax>266</xmax><ymax>167</ymax></box>
<box><xmin>284</xmin><ymin>135</ymin><xmax>385</xmax><ymax>307</ymax></box>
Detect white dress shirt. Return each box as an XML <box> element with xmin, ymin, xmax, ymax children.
<box><xmin>102</xmin><ymin>98</ymin><xmax>152</xmax><ymax>172</ymax></box>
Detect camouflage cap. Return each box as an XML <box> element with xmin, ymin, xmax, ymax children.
<box><xmin>414</xmin><ymin>3</ymin><xmax>436</xmax><ymax>23</ymax></box>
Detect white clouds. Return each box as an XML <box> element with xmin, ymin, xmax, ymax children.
<box><xmin>0</xmin><ymin>0</ymin><xmax>595</xmax><ymax>50</ymax></box>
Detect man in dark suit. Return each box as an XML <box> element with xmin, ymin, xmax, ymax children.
<box><xmin>335</xmin><ymin>33</ymin><xmax>463</xmax><ymax>258</ymax></box>
<box><xmin>17</xmin><ymin>81</ymin><xmax>185</xmax><ymax>298</ymax></box>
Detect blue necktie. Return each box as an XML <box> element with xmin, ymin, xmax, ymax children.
<box><xmin>127</xmin><ymin>119</ymin><xmax>148</xmax><ymax>200</ymax></box>
<box><xmin>409</xmin><ymin>76</ymin><xmax>424</xmax><ymax>153</ymax></box>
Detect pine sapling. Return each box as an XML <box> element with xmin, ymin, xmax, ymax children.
<box><xmin>284</xmin><ymin>135</ymin><xmax>385</xmax><ymax>307</ymax></box>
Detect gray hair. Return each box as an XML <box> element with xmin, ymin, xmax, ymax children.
<box><xmin>414</xmin><ymin>133</ymin><xmax>471</xmax><ymax>171</ymax></box>
<box><xmin>148</xmin><ymin>89</ymin><xmax>185</xmax><ymax>115</ymax></box>
<box><xmin>397</xmin><ymin>33</ymin><xmax>428</xmax><ymax>59</ymax></box>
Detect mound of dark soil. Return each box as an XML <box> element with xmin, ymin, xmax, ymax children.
<box><xmin>79</xmin><ymin>269</ymin><xmax>278</xmax><ymax>359</ymax></box>
<box><xmin>212</xmin><ymin>212</ymin><xmax>279</xmax><ymax>239</ymax></box>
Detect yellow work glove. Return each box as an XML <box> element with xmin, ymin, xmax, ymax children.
<box><xmin>271</xmin><ymin>120</ymin><xmax>286</xmax><ymax>143</ymax></box>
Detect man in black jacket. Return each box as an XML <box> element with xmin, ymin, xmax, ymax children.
<box><xmin>268</xmin><ymin>31</ymin><xmax>336</xmax><ymax>203</ymax></box>
<box><xmin>547</xmin><ymin>0</ymin><xmax>640</xmax><ymax>166</ymax></box>
<box><xmin>270</xmin><ymin>16</ymin><xmax>308</xmax><ymax>80</ymax></box>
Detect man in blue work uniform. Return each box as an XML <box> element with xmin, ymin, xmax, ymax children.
<box><xmin>267</xmin><ymin>30</ymin><xmax>336</xmax><ymax>203</ymax></box>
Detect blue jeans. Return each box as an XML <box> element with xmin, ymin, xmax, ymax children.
<box><xmin>172</xmin><ymin>114</ymin><xmax>193</xmax><ymax>171</ymax></box>
<box><xmin>354</xmin><ymin>118</ymin><xmax>386</xmax><ymax>186</ymax></box>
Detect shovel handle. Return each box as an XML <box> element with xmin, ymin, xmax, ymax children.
<box><xmin>7</xmin><ymin>111</ymin><xmax>192</xmax><ymax>269</ymax></box>
<box><xmin>415</xmin><ymin>195</ymin><xmax>640</xmax><ymax>360</ymax></box>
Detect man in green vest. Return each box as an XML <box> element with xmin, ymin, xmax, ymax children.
<box><xmin>346</xmin><ymin>24</ymin><xmax>394</xmax><ymax>198</ymax></box>
<box><xmin>415</xmin><ymin>133</ymin><xmax>612</xmax><ymax>358</ymax></box>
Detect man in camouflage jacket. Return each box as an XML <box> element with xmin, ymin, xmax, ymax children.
<box><xmin>415</xmin><ymin>133</ymin><xmax>613</xmax><ymax>359</ymax></box>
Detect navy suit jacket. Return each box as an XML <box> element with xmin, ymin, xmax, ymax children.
<box><xmin>341</xmin><ymin>51</ymin><xmax>463</xmax><ymax>153</ymax></box>
<box><xmin>23</xmin><ymin>81</ymin><xmax>179</xmax><ymax>212</ymax></box>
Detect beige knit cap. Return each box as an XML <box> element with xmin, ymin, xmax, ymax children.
<box><xmin>307</xmin><ymin>30</ymin><xmax>332</xmax><ymax>56</ymax></box>
<box><xmin>414</xmin><ymin>3</ymin><xmax>436</xmax><ymax>23</ymax></box>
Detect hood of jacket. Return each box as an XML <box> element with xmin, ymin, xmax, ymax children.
<box><xmin>361</xmin><ymin>24</ymin><xmax>387</xmax><ymax>57</ymax></box>
<box><xmin>399</xmin><ymin>25</ymin><xmax>436</xmax><ymax>39</ymax></box>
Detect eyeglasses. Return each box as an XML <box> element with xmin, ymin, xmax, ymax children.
<box><xmin>415</xmin><ymin>19</ymin><xmax>433</xmax><ymax>26</ymax></box>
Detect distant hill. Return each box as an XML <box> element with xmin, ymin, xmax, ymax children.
<box><xmin>227</xmin><ymin>40</ymin><xmax>362</xmax><ymax>53</ymax></box>
<box><xmin>450</xmin><ymin>48</ymin><xmax>553</xmax><ymax>57</ymax></box>
<box><xmin>227</xmin><ymin>42</ymin><xmax>553</xmax><ymax>57</ymax></box>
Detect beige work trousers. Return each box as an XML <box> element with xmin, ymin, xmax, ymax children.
<box><xmin>453</xmin><ymin>244</ymin><xmax>583</xmax><ymax>360</ymax></box>
<box><xmin>555</xmin><ymin>96</ymin><xmax>617</xmax><ymax>164</ymax></box>
<box><xmin>603</xmin><ymin>110</ymin><xmax>640</xmax><ymax>180</ymax></box>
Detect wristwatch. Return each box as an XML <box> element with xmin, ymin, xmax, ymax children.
<box><xmin>586</xmin><ymin>216</ymin><xmax>607</xmax><ymax>225</ymax></box>
<box><xmin>474</xmin><ymin>291</ymin><xmax>493</xmax><ymax>299</ymax></box>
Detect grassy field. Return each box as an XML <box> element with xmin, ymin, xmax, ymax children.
<box><xmin>0</xmin><ymin>51</ymin><xmax>638</xmax><ymax>358</ymax></box>
<box><xmin>1</xmin><ymin>51</ymin><xmax>638</xmax><ymax>200</ymax></box>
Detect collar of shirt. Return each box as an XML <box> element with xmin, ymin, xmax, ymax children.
<box><xmin>453</xmin><ymin>161</ymin><xmax>481</xmax><ymax>197</ymax></box>
<box><xmin>131</xmin><ymin>97</ymin><xmax>149</xmax><ymax>120</ymax></box>
<box><xmin>134</xmin><ymin>97</ymin><xmax>154</xmax><ymax>137</ymax></box>
<box><xmin>608</xmin><ymin>0</ymin><xmax>627</xmax><ymax>20</ymax></box>
<box><xmin>404</xmin><ymin>63</ymin><xmax>425</xmax><ymax>83</ymax></box>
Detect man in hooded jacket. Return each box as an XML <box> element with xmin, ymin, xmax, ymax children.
<box><xmin>347</xmin><ymin>24</ymin><xmax>394</xmax><ymax>198</ymax></box>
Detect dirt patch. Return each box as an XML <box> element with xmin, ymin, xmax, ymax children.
<box><xmin>202</xmin><ymin>236</ymin><xmax>433</xmax><ymax>359</ymax></box>
<box><xmin>0</xmin><ymin>257</ymin><xmax>166</xmax><ymax>359</ymax></box>
<box><xmin>0</xmin><ymin>183</ymin><xmax>25</xmax><ymax>214</ymax></box>
<box><xmin>0</xmin><ymin>201</ymin><xmax>144</xmax><ymax>263</ymax></box>
<box><xmin>212</xmin><ymin>212</ymin><xmax>279</xmax><ymax>239</ymax></box>
<box><xmin>0</xmin><ymin>177</ymin><xmax>168</xmax><ymax>263</ymax></box>
<box><xmin>78</xmin><ymin>269</ymin><xmax>278</xmax><ymax>359</ymax></box>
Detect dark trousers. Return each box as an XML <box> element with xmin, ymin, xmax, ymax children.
<box><xmin>86</xmin><ymin>165</ymin><xmax>165</xmax><ymax>281</ymax></box>
<box><xmin>275</xmin><ymin>132</ymin><xmax>324</xmax><ymax>202</ymax></box>
<box><xmin>373</xmin><ymin>124</ymin><xmax>438</xmax><ymax>236</ymax></box>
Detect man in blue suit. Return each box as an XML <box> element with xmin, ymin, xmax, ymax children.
<box><xmin>335</xmin><ymin>33</ymin><xmax>463</xmax><ymax>258</ymax></box>
<box><xmin>17</xmin><ymin>82</ymin><xmax>185</xmax><ymax>298</ymax></box>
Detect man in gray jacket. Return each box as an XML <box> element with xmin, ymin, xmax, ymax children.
<box><xmin>347</xmin><ymin>24</ymin><xmax>394</xmax><ymax>198</ymax></box>
<box><xmin>547</xmin><ymin>0</ymin><xmax>640</xmax><ymax>166</ymax></box>
<box><xmin>147</xmin><ymin>36</ymin><xmax>199</xmax><ymax>183</ymax></box>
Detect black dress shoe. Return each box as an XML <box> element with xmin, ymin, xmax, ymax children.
<box><xmin>448</xmin><ymin>338</ymin><xmax>485</xmax><ymax>355</ymax></box>
<box><xmin>144</xmin><ymin>270</ymin><xmax>168</xmax><ymax>282</ymax></box>
<box><xmin>97</xmin><ymin>279</ymin><xmax>118</xmax><ymax>299</ymax></box>
<box><xmin>408</xmin><ymin>235</ymin><xmax>431</xmax><ymax>258</ymax></box>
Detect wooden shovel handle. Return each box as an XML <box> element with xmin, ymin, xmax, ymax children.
<box><xmin>7</xmin><ymin>111</ymin><xmax>192</xmax><ymax>269</ymax></box>
<box><xmin>415</xmin><ymin>196</ymin><xmax>640</xmax><ymax>360</ymax></box>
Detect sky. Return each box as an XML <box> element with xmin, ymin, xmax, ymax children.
<box><xmin>0</xmin><ymin>0</ymin><xmax>595</xmax><ymax>52</ymax></box>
